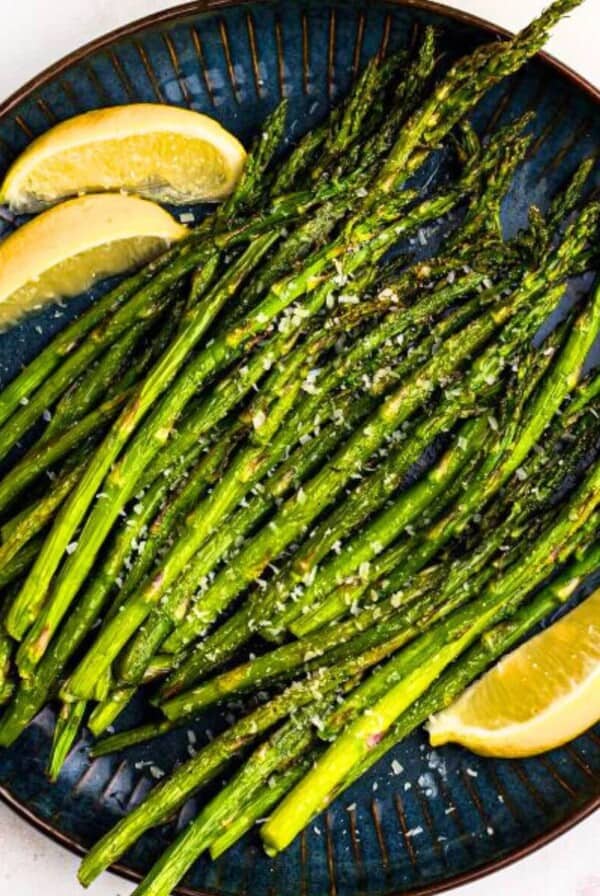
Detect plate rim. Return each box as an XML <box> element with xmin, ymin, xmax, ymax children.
<box><xmin>1</xmin><ymin>773</ymin><xmax>598</xmax><ymax>896</ymax></box>
<box><xmin>0</xmin><ymin>0</ymin><xmax>599</xmax><ymax>120</ymax></box>
<box><xmin>0</xmin><ymin>1</ymin><xmax>598</xmax><ymax>894</ymax></box>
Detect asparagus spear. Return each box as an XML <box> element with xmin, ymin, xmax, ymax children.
<box><xmin>152</xmin><ymin>277</ymin><xmax>502</xmax><ymax>661</ymax></box>
<box><xmin>291</xmin><ymin>537</ymin><xmax>600</xmax><ymax>817</ymax></box>
<box><xmin>0</xmin><ymin>537</ymin><xmax>44</xmax><ymax>590</ymax></box>
<box><xmin>126</xmin><ymin>711</ymin><xmax>323</xmax><ymax>896</ymax></box>
<box><xmin>463</xmin><ymin>274</ymin><xmax>600</xmax><ymax>489</ymax></box>
<box><xmin>78</xmin><ymin>672</ymin><xmax>354</xmax><ymax>882</ymax></box>
<box><xmin>547</xmin><ymin>156</ymin><xmax>597</xmax><ymax>233</ymax></box>
<box><xmin>79</xmin><ymin>610</ymin><xmax>446</xmax><ymax>885</ymax></box>
<box><xmin>111</xmin><ymin>518</ymin><xmax>600</xmax><ymax>891</ymax></box>
<box><xmin>159</xmin><ymin>263</ymin><xmax>577</xmax><ymax>694</ymax></box>
<box><xmin>0</xmin><ymin>389</ymin><xmax>133</xmax><ymax>516</ymax></box>
<box><xmin>1</xmin><ymin>289</ymin><xmax>405</xmax><ymax>739</ymax></box>
<box><xmin>261</xmin><ymin>460</ymin><xmax>600</xmax><ymax>853</ymax></box>
<box><xmin>51</xmin><ymin>186</ymin><xmax>471</xmax><ymax>697</ymax></box>
<box><xmin>0</xmin><ymin>458</ymin><xmax>86</xmax><ymax>568</ymax></box>
<box><xmin>87</xmin><ymin>686</ymin><xmax>135</xmax><ymax>739</ymax></box>
<box><xmin>90</xmin><ymin>719</ymin><xmax>175</xmax><ymax>756</ymax></box>
<box><xmin>125</xmin><ymin>289</ymin><xmax>484</xmax><ymax>676</ymax></box>
<box><xmin>0</xmin><ymin>85</ymin><xmax>327</xmax><ymax>430</ymax></box>
<box><xmin>116</xmin><ymin>392</ymin><xmax>375</xmax><ymax>689</ymax></box>
<box><xmin>209</xmin><ymin>760</ymin><xmax>310</xmax><ymax>858</ymax></box>
<box><xmin>371</xmin><ymin>0</ymin><xmax>583</xmax><ymax>196</ymax></box>
<box><xmin>313</xmin><ymin>415</ymin><xmax>592</xmax><ymax>636</ymax></box>
<box><xmin>160</xmin><ymin>399</ymin><xmax>593</xmax><ymax>721</ymax></box>
<box><xmin>9</xmin><ymin>232</ymin><xmax>277</xmax><ymax>642</ymax></box>
<box><xmin>316</xmin><ymin>270</ymin><xmax>600</xmax><ymax>632</ymax></box>
<box><xmin>0</xmin><ymin>455</ymin><xmax>179</xmax><ymax>745</ymax></box>
<box><xmin>218</xmin><ymin>101</ymin><xmax>289</xmax><ymax>224</ymax></box>
<box><xmin>289</xmin><ymin>315</ymin><xmax>582</xmax><ymax>634</ymax></box>
<box><xmin>43</xmin><ymin>305</ymin><xmax>170</xmax><ymax>440</ymax></box>
<box><xmin>0</xmin><ymin>240</ymin><xmax>212</xmax><ymax>465</ymax></box>
<box><xmin>47</xmin><ymin>700</ymin><xmax>86</xmax><ymax>782</ymax></box>
<box><xmin>0</xmin><ymin>240</ymin><xmax>188</xmax><ymax>431</ymax></box>
<box><xmin>140</xmin><ymin>243</ymin><xmax>500</xmax><ymax>491</ymax></box>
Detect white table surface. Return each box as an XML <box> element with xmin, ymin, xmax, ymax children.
<box><xmin>0</xmin><ymin>1</ymin><xmax>598</xmax><ymax>894</ymax></box>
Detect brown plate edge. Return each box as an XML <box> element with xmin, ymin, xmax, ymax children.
<box><xmin>0</xmin><ymin>0</ymin><xmax>599</xmax><ymax>120</ymax></box>
<box><xmin>0</xmin><ymin>0</ymin><xmax>598</xmax><ymax>893</ymax></box>
<box><xmin>0</xmin><ymin>777</ymin><xmax>598</xmax><ymax>896</ymax></box>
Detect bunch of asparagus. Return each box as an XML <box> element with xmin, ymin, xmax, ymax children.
<box><xmin>0</xmin><ymin>1</ymin><xmax>599</xmax><ymax>893</ymax></box>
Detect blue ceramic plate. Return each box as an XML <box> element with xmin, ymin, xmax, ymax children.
<box><xmin>0</xmin><ymin>2</ymin><xmax>598</xmax><ymax>894</ymax></box>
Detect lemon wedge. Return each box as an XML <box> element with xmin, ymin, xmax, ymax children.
<box><xmin>0</xmin><ymin>193</ymin><xmax>186</xmax><ymax>326</ymax></box>
<box><xmin>427</xmin><ymin>589</ymin><xmax>600</xmax><ymax>757</ymax></box>
<box><xmin>0</xmin><ymin>104</ymin><xmax>247</xmax><ymax>212</ymax></box>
